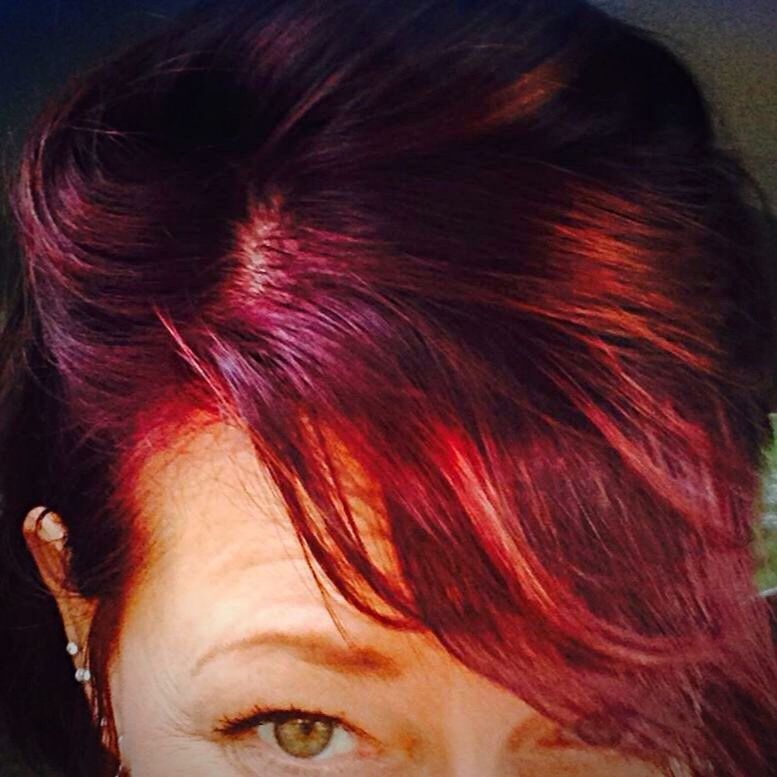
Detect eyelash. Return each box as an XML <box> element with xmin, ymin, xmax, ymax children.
<box><xmin>215</xmin><ymin>704</ymin><xmax>359</xmax><ymax>740</ymax></box>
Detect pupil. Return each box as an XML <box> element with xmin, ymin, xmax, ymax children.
<box><xmin>274</xmin><ymin>717</ymin><xmax>335</xmax><ymax>758</ymax></box>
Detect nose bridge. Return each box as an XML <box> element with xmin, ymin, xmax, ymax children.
<box><xmin>424</xmin><ymin>673</ymin><xmax>512</xmax><ymax>777</ymax></box>
<box><xmin>437</xmin><ymin>750</ymin><xmax>500</xmax><ymax>777</ymax></box>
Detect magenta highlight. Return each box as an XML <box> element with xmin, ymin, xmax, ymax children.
<box><xmin>2</xmin><ymin>1</ymin><xmax>777</xmax><ymax>775</ymax></box>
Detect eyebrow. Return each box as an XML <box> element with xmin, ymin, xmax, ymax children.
<box><xmin>192</xmin><ymin>630</ymin><xmax>405</xmax><ymax>680</ymax></box>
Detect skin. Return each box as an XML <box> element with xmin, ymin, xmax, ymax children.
<box><xmin>25</xmin><ymin>420</ymin><xmax>665</xmax><ymax>776</ymax></box>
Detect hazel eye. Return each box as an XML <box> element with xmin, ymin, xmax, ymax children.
<box><xmin>255</xmin><ymin>713</ymin><xmax>356</xmax><ymax>760</ymax></box>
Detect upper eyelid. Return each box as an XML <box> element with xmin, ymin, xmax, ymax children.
<box><xmin>216</xmin><ymin>705</ymin><xmax>368</xmax><ymax>742</ymax></box>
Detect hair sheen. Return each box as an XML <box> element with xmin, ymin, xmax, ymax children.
<box><xmin>2</xmin><ymin>1</ymin><xmax>777</xmax><ymax>775</ymax></box>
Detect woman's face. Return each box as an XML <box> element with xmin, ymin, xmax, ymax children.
<box><xmin>108</xmin><ymin>420</ymin><xmax>661</xmax><ymax>776</ymax></box>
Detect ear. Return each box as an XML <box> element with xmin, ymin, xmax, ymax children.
<box><xmin>23</xmin><ymin>506</ymin><xmax>98</xmax><ymax>688</ymax></box>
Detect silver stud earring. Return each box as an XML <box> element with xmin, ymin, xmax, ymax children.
<box><xmin>74</xmin><ymin>666</ymin><xmax>92</xmax><ymax>683</ymax></box>
<box><xmin>67</xmin><ymin>641</ymin><xmax>91</xmax><ymax>683</ymax></box>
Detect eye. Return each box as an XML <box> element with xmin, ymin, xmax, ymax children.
<box><xmin>217</xmin><ymin>706</ymin><xmax>360</xmax><ymax>763</ymax></box>
<box><xmin>256</xmin><ymin>712</ymin><xmax>355</xmax><ymax>760</ymax></box>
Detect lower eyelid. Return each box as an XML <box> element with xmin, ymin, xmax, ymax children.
<box><xmin>222</xmin><ymin>716</ymin><xmax>394</xmax><ymax>776</ymax></box>
<box><xmin>226</xmin><ymin>739</ymin><xmax>395</xmax><ymax>777</ymax></box>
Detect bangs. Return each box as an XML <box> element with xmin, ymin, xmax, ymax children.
<box><xmin>141</xmin><ymin>269</ymin><xmax>766</xmax><ymax>765</ymax></box>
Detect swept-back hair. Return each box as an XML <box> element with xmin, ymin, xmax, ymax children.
<box><xmin>2</xmin><ymin>1</ymin><xmax>776</xmax><ymax>774</ymax></box>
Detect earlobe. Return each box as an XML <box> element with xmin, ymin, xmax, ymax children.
<box><xmin>22</xmin><ymin>506</ymin><xmax>97</xmax><ymax>686</ymax></box>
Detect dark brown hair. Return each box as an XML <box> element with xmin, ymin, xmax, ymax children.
<box><xmin>2</xmin><ymin>1</ymin><xmax>777</xmax><ymax>774</ymax></box>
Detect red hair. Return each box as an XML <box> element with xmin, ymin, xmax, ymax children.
<box><xmin>2</xmin><ymin>1</ymin><xmax>776</xmax><ymax>774</ymax></box>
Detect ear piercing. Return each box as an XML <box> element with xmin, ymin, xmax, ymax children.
<box><xmin>66</xmin><ymin>642</ymin><xmax>123</xmax><ymax>771</ymax></box>
<box><xmin>75</xmin><ymin>666</ymin><xmax>92</xmax><ymax>683</ymax></box>
<box><xmin>66</xmin><ymin>641</ymin><xmax>91</xmax><ymax>683</ymax></box>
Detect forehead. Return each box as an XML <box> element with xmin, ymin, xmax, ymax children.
<box><xmin>120</xmin><ymin>418</ymin><xmax>407</xmax><ymax>663</ymax></box>
<box><xmin>133</xmin><ymin>416</ymin><xmax>393</xmax><ymax>569</ymax></box>
<box><xmin>135</xmin><ymin>419</ymin><xmax>301</xmax><ymax>564</ymax></box>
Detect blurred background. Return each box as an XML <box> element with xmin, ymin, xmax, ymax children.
<box><xmin>0</xmin><ymin>0</ymin><xmax>775</xmax><ymax>772</ymax></box>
